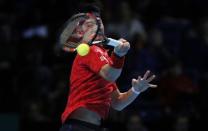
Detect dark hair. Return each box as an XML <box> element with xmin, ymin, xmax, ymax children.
<box><xmin>79</xmin><ymin>4</ymin><xmax>100</xmax><ymax>14</ymax></box>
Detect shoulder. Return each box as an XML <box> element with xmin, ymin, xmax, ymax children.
<box><xmin>74</xmin><ymin>45</ymin><xmax>102</xmax><ymax>61</ymax></box>
<box><xmin>75</xmin><ymin>45</ymin><xmax>108</xmax><ymax>61</ymax></box>
<box><xmin>90</xmin><ymin>45</ymin><xmax>106</xmax><ymax>55</ymax></box>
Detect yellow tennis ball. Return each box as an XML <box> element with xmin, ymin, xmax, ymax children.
<box><xmin>77</xmin><ymin>43</ymin><xmax>90</xmax><ymax>56</ymax></box>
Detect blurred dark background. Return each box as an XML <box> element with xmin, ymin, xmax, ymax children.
<box><xmin>0</xmin><ymin>0</ymin><xmax>208</xmax><ymax>131</ymax></box>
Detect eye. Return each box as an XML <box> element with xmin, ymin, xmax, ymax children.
<box><xmin>86</xmin><ymin>23</ymin><xmax>94</xmax><ymax>28</ymax></box>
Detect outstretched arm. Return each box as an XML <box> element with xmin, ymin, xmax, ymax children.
<box><xmin>111</xmin><ymin>70</ymin><xmax>157</xmax><ymax>111</ymax></box>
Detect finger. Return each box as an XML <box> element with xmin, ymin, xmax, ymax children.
<box><xmin>132</xmin><ymin>78</ymin><xmax>137</xmax><ymax>83</ymax></box>
<box><xmin>138</xmin><ymin>76</ymin><xmax>142</xmax><ymax>82</ymax></box>
<box><xmin>122</xmin><ymin>43</ymin><xmax>129</xmax><ymax>52</ymax></box>
<box><xmin>127</xmin><ymin>42</ymin><xmax>130</xmax><ymax>49</ymax></box>
<box><xmin>143</xmin><ymin>70</ymin><xmax>150</xmax><ymax>80</ymax></box>
<box><xmin>132</xmin><ymin>78</ymin><xmax>138</xmax><ymax>85</ymax></box>
<box><xmin>117</xmin><ymin>42</ymin><xmax>123</xmax><ymax>50</ymax></box>
<box><xmin>124</xmin><ymin>42</ymin><xmax>130</xmax><ymax>49</ymax></box>
<box><xmin>121</xmin><ymin>40</ymin><xmax>127</xmax><ymax>43</ymax></box>
<box><xmin>149</xmin><ymin>84</ymin><xmax>157</xmax><ymax>88</ymax></box>
<box><xmin>121</xmin><ymin>42</ymin><xmax>125</xmax><ymax>49</ymax></box>
<box><xmin>147</xmin><ymin>75</ymin><xmax>156</xmax><ymax>82</ymax></box>
<box><xmin>119</xmin><ymin>38</ymin><xmax>127</xmax><ymax>42</ymax></box>
<box><xmin>119</xmin><ymin>41</ymin><xmax>124</xmax><ymax>46</ymax></box>
<box><xmin>119</xmin><ymin>38</ymin><xmax>125</xmax><ymax>43</ymax></box>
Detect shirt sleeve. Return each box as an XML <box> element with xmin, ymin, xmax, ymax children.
<box><xmin>78</xmin><ymin>46</ymin><xmax>109</xmax><ymax>74</ymax></box>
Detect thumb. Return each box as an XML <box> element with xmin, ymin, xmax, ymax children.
<box><xmin>132</xmin><ymin>78</ymin><xmax>138</xmax><ymax>86</ymax></box>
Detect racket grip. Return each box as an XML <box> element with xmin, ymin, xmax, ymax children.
<box><xmin>107</xmin><ymin>38</ymin><xmax>121</xmax><ymax>47</ymax></box>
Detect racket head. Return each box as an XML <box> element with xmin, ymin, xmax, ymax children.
<box><xmin>58</xmin><ymin>12</ymin><xmax>103</xmax><ymax>52</ymax></box>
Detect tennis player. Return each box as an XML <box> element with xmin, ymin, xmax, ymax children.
<box><xmin>60</xmin><ymin>6</ymin><xmax>157</xmax><ymax>131</ymax></box>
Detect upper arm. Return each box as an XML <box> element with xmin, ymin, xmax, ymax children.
<box><xmin>99</xmin><ymin>64</ymin><xmax>122</xmax><ymax>82</ymax></box>
<box><xmin>82</xmin><ymin>46</ymin><xmax>121</xmax><ymax>82</ymax></box>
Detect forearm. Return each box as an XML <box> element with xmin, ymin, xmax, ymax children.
<box><xmin>111</xmin><ymin>70</ymin><xmax>157</xmax><ymax>111</ymax></box>
<box><xmin>99</xmin><ymin>38</ymin><xmax>129</xmax><ymax>82</ymax></box>
<box><xmin>111</xmin><ymin>88</ymin><xmax>139</xmax><ymax>111</ymax></box>
<box><xmin>99</xmin><ymin>52</ymin><xmax>125</xmax><ymax>82</ymax></box>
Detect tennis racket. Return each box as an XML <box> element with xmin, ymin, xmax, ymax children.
<box><xmin>58</xmin><ymin>12</ymin><xmax>120</xmax><ymax>52</ymax></box>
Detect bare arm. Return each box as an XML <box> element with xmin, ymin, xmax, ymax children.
<box><xmin>99</xmin><ymin>64</ymin><xmax>122</xmax><ymax>82</ymax></box>
<box><xmin>99</xmin><ymin>38</ymin><xmax>130</xmax><ymax>82</ymax></box>
<box><xmin>111</xmin><ymin>70</ymin><xmax>157</xmax><ymax>111</ymax></box>
<box><xmin>111</xmin><ymin>88</ymin><xmax>138</xmax><ymax>111</ymax></box>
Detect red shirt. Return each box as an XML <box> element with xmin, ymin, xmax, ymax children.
<box><xmin>61</xmin><ymin>45</ymin><xmax>117</xmax><ymax>123</ymax></box>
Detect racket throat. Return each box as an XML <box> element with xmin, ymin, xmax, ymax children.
<box><xmin>92</xmin><ymin>38</ymin><xmax>120</xmax><ymax>47</ymax></box>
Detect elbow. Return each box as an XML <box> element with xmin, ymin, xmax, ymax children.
<box><xmin>104</xmin><ymin>75</ymin><xmax>117</xmax><ymax>82</ymax></box>
<box><xmin>114</xmin><ymin>106</ymin><xmax>124</xmax><ymax>111</ymax></box>
<box><xmin>99</xmin><ymin>65</ymin><xmax>121</xmax><ymax>82</ymax></box>
<box><xmin>100</xmin><ymin>70</ymin><xmax>119</xmax><ymax>82</ymax></box>
<box><xmin>111</xmin><ymin>100</ymin><xmax>125</xmax><ymax>111</ymax></box>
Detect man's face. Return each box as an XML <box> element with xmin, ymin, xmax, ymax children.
<box><xmin>81</xmin><ymin>16</ymin><xmax>104</xmax><ymax>43</ymax></box>
<box><xmin>62</xmin><ymin>14</ymin><xmax>104</xmax><ymax>52</ymax></box>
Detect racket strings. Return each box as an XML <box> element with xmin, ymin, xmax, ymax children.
<box><xmin>65</xmin><ymin>18</ymin><xmax>87</xmax><ymax>46</ymax></box>
<box><xmin>59</xmin><ymin>13</ymin><xmax>104</xmax><ymax>52</ymax></box>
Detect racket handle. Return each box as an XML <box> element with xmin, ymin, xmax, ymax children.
<box><xmin>107</xmin><ymin>38</ymin><xmax>121</xmax><ymax>47</ymax></box>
